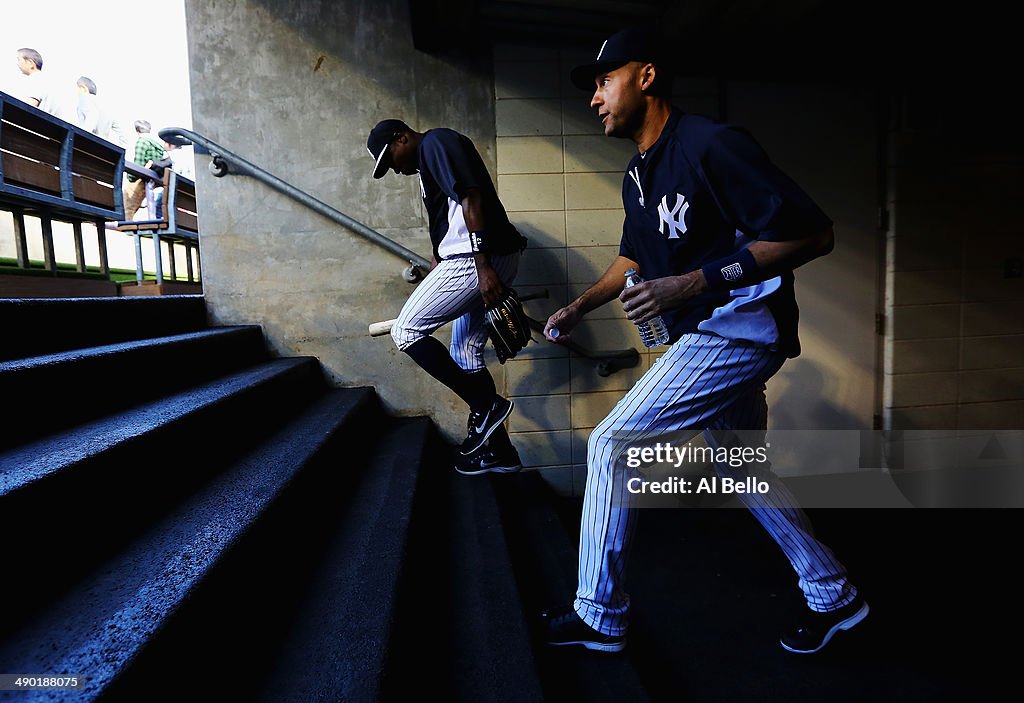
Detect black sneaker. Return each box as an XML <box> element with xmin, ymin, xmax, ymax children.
<box><xmin>541</xmin><ymin>604</ymin><xmax>626</xmax><ymax>653</ymax></box>
<box><xmin>780</xmin><ymin>595</ymin><xmax>869</xmax><ymax>654</ymax></box>
<box><xmin>460</xmin><ymin>396</ymin><xmax>514</xmax><ymax>456</ymax></box>
<box><xmin>455</xmin><ymin>444</ymin><xmax>522</xmax><ymax>475</ymax></box>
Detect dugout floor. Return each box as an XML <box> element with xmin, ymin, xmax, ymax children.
<box><xmin>537</xmin><ymin>499</ymin><xmax>1016</xmax><ymax>702</ymax></box>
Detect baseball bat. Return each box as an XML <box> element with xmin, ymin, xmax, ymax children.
<box><xmin>368</xmin><ymin>289</ymin><xmax>549</xmax><ymax>338</ymax></box>
<box><xmin>369</xmin><ymin>319</ymin><xmax>397</xmax><ymax>337</ymax></box>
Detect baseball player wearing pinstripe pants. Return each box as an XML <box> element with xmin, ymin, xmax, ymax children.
<box><xmin>541</xmin><ymin>27</ymin><xmax>868</xmax><ymax>654</ymax></box>
<box><xmin>367</xmin><ymin>119</ymin><xmax>528</xmax><ymax>473</ymax></box>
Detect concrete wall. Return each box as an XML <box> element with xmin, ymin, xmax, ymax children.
<box><xmin>179</xmin><ymin>1</ymin><xmax>1021</xmax><ymax>491</ymax></box>
<box><xmin>493</xmin><ymin>43</ymin><xmax>882</xmax><ymax>492</ymax></box>
<box><xmin>183</xmin><ymin>0</ymin><xmax>498</xmax><ymax>439</ymax></box>
<box><xmin>491</xmin><ymin>42</ymin><xmax>645</xmax><ymax>494</ymax></box>
<box><xmin>884</xmin><ymin>89</ymin><xmax>1024</xmax><ymax>431</ymax></box>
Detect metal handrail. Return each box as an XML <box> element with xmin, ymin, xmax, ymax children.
<box><xmin>522</xmin><ymin>318</ymin><xmax>639</xmax><ymax>375</ymax></box>
<box><xmin>160</xmin><ymin>127</ymin><xmax>428</xmax><ymax>282</ymax></box>
<box><xmin>158</xmin><ymin>127</ymin><xmax>640</xmax><ymax>375</ymax></box>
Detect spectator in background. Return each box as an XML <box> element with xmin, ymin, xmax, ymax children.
<box><xmin>73</xmin><ymin>76</ymin><xmax>126</xmax><ymax>146</ymax></box>
<box><xmin>152</xmin><ymin>140</ymin><xmax>194</xmax><ymax>219</ymax></box>
<box><xmin>15</xmin><ymin>48</ymin><xmax>62</xmax><ymax>117</ymax></box>
<box><xmin>163</xmin><ymin>139</ymin><xmax>195</xmax><ymax>180</ymax></box>
<box><xmin>123</xmin><ymin>120</ymin><xmax>166</xmax><ymax>220</ymax></box>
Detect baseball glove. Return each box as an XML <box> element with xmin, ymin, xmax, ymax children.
<box><xmin>485</xmin><ymin>288</ymin><xmax>531</xmax><ymax>363</ymax></box>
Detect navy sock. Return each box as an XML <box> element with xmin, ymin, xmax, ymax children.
<box><xmin>403</xmin><ymin>336</ymin><xmax>496</xmax><ymax>412</ymax></box>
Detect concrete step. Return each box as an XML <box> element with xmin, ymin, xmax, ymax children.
<box><xmin>0</xmin><ymin>295</ymin><xmax>207</xmax><ymax>361</ymax></box>
<box><xmin>443</xmin><ymin>472</ymin><xmax>546</xmax><ymax>702</ymax></box>
<box><xmin>0</xmin><ymin>356</ymin><xmax>327</xmax><ymax>624</ymax></box>
<box><xmin>0</xmin><ymin>326</ymin><xmax>268</xmax><ymax>448</ymax></box>
<box><xmin>0</xmin><ymin>386</ymin><xmax>378</xmax><ymax>703</ymax></box>
<box><xmin>494</xmin><ymin>471</ymin><xmax>653</xmax><ymax>703</ymax></box>
<box><xmin>253</xmin><ymin>417</ymin><xmax>433</xmax><ymax>703</ymax></box>
<box><xmin>382</xmin><ymin>454</ymin><xmax>545</xmax><ymax>702</ymax></box>
<box><xmin>94</xmin><ymin>412</ymin><xmax>422</xmax><ymax>701</ymax></box>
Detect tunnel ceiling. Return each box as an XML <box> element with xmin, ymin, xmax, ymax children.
<box><xmin>409</xmin><ymin>0</ymin><xmax>1007</xmax><ymax>82</ymax></box>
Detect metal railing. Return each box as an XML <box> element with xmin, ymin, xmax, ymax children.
<box><xmin>158</xmin><ymin>127</ymin><xmax>640</xmax><ymax>375</ymax></box>
<box><xmin>160</xmin><ymin>127</ymin><xmax>427</xmax><ymax>283</ymax></box>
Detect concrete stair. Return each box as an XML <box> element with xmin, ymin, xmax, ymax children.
<box><xmin>0</xmin><ymin>326</ymin><xmax>270</xmax><ymax>447</ymax></box>
<box><xmin>0</xmin><ymin>296</ymin><xmax>208</xmax><ymax>361</ymax></box>
<box><xmin>9</xmin><ymin>295</ymin><xmax>961</xmax><ymax>702</ymax></box>
<box><xmin>382</xmin><ymin>457</ymin><xmax>546</xmax><ymax>702</ymax></box>
<box><xmin>0</xmin><ymin>296</ymin><xmax>545</xmax><ymax>702</ymax></box>
<box><xmin>494</xmin><ymin>472</ymin><xmax>653</xmax><ymax>702</ymax></box>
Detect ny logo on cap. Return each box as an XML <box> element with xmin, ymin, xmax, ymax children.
<box><xmin>596</xmin><ymin>39</ymin><xmax>608</xmax><ymax>60</ymax></box>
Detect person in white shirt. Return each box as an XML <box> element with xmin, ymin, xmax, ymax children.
<box><xmin>73</xmin><ymin>76</ymin><xmax>125</xmax><ymax>145</ymax></box>
<box><xmin>15</xmin><ymin>48</ymin><xmax>61</xmax><ymax>117</ymax></box>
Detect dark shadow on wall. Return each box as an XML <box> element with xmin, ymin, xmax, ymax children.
<box><xmin>236</xmin><ymin>0</ymin><xmax>497</xmax><ymax>164</ymax></box>
<box><xmin>770</xmin><ymin>357</ymin><xmax>864</xmax><ymax>430</ymax></box>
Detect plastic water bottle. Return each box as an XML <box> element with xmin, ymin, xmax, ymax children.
<box><xmin>624</xmin><ymin>268</ymin><xmax>670</xmax><ymax>347</ymax></box>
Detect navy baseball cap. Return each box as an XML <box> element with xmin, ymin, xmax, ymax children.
<box><xmin>367</xmin><ymin>118</ymin><xmax>411</xmax><ymax>179</ymax></box>
<box><xmin>569</xmin><ymin>26</ymin><xmax>664</xmax><ymax>91</ymax></box>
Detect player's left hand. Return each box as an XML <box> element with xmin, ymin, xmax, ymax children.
<box><xmin>620</xmin><ymin>272</ymin><xmax>706</xmax><ymax>323</ymax></box>
<box><xmin>477</xmin><ymin>262</ymin><xmax>504</xmax><ymax>308</ymax></box>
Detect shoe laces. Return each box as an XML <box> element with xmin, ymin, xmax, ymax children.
<box><xmin>467</xmin><ymin>409</ymin><xmax>486</xmax><ymax>433</ymax></box>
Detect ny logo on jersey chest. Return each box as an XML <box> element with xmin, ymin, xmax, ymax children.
<box><xmin>658</xmin><ymin>193</ymin><xmax>689</xmax><ymax>239</ymax></box>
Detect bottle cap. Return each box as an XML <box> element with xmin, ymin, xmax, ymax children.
<box><xmin>548</xmin><ymin>328</ymin><xmax>560</xmax><ymax>339</ymax></box>
<box><xmin>624</xmin><ymin>268</ymin><xmax>637</xmax><ymax>277</ymax></box>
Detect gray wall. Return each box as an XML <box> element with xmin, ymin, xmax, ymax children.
<box><xmin>492</xmin><ymin>47</ymin><xmax>882</xmax><ymax>492</ymax></box>
<box><xmin>884</xmin><ymin>90</ymin><xmax>1024</xmax><ymax>431</ymax></box>
<box><xmin>183</xmin><ymin>2</ymin><xmax>1022</xmax><ymax>486</ymax></box>
<box><xmin>184</xmin><ymin>0</ymin><xmax>499</xmax><ymax>438</ymax></box>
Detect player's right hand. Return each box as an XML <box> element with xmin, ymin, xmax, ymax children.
<box><xmin>544</xmin><ymin>305</ymin><xmax>581</xmax><ymax>343</ymax></box>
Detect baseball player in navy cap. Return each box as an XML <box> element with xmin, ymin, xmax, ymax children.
<box><xmin>368</xmin><ymin>119</ymin><xmax>528</xmax><ymax>474</ymax></box>
<box><xmin>541</xmin><ymin>26</ymin><xmax>868</xmax><ymax>654</ymax></box>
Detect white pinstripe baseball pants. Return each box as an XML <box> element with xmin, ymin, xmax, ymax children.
<box><xmin>391</xmin><ymin>253</ymin><xmax>520</xmax><ymax>370</ymax></box>
<box><xmin>575</xmin><ymin>333</ymin><xmax>857</xmax><ymax>636</ymax></box>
